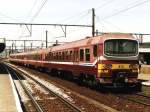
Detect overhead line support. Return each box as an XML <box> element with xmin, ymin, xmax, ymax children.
<box><xmin>0</xmin><ymin>22</ymin><xmax>92</xmax><ymax>27</ymax></box>
<box><xmin>92</xmin><ymin>8</ymin><xmax>95</xmax><ymax>37</ymax></box>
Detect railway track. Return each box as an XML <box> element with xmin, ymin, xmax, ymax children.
<box><xmin>5</xmin><ymin>63</ymin><xmax>83</xmax><ymax>112</ymax></box>
<box><xmin>5</xmin><ymin>62</ymin><xmax>150</xmax><ymax>112</ymax></box>
<box><xmin>5</xmin><ymin>64</ymin><xmax>44</xmax><ymax>112</ymax></box>
<box><xmin>117</xmin><ymin>93</ymin><xmax>150</xmax><ymax>107</ymax></box>
<box><xmin>136</xmin><ymin>92</ymin><xmax>150</xmax><ymax>99</ymax></box>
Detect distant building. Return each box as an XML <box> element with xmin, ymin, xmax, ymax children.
<box><xmin>139</xmin><ymin>42</ymin><xmax>150</xmax><ymax>64</ymax></box>
<box><xmin>140</xmin><ymin>42</ymin><xmax>150</xmax><ymax>48</ymax></box>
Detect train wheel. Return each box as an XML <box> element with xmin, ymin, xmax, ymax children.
<box><xmin>77</xmin><ymin>74</ymin><xmax>84</xmax><ymax>86</ymax></box>
<box><xmin>66</xmin><ymin>71</ymin><xmax>73</xmax><ymax>81</ymax></box>
<box><xmin>135</xmin><ymin>82</ymin><xmax>142</xmax><ymax>92</ymax></box>
<box><xmin>51</xmin><ymin>69</ymin><xmax>58</xmax><ymax>76</ymax></box>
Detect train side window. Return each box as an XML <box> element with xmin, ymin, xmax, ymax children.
<box><xmin>62</xmin><ymin>52</ymin><xmax>65</xmax><ymax>60</ymax></box>
<box><xmin>59</xmin><ymin>52</ymin><xmax>61</xmax><ymax>60</ymax></box>
<box><xmin>35</xmin><ymin>54</ymin><xmax>38</xmax><ymax>60</ymax></box>
<box><xmin>52</xmin><ymin>52</ymin><xmax>55</xmax><ymax>60</ymax></box>
<box><xmin>56</xmin><ymin>52</ymin><xmax>58</xmax><ymax>60</ymax></box>
<box><xmin>69</xmin><ymin>51</ymin><xmax>72</xmax><ymax>61</ymax></box>
<box><xmin>54</xmin><ymin>52</ymin><xmax>56</xmax><ymax>60</ymax></box>
<box><xmin>65</xmin><ymin>51</ymin><xmax>68</xmax><ymax>61</ymax></box>
<box><xmin>75</xmin><ymin>50</ymin><xmax>79</xmax><ymax>61</ymax></box>
<box><xmin>41</xmin><ymin>54</ymin><xmax>42</xmax><ymax>60</ymax></box>
<box><xmin>85</xmin><ymin>48</ymin><xmax>90</xmax><ymax>61</ymax></box>
<box><xmin>80</xmin><ymin>49</ymin><xmax>84</xmax><ymax>61</ymax></box>
<box><xmin>93</xmin><ymin>45</ymin><xmax>97</xmax><ymax>57</ymax></box>
<box><xmin>49</xmin><ymin>52</ymin><xmax>52</xmax><ymax>60</ymax></box>
<box><xmin>45</xmin><ymin>54</ymin><xmax>47</xmax><ymax>60</ymax></box>
<box><xmin>48</xmin><ymin>52</ymin><xmax>53</xmax><ymax>60</ymax></box>
<box><xmin>52</xmin><ymin>52</ymin><xmax>54</xmax><ymax>60</ymax></box>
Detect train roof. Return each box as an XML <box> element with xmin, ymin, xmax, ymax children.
<box><xmin>10</xmin><ymin>48</ymin><xmax>45</xmax><ymax>56</ymax></box>
<box><xmin>49</xmin><ymin>33</ymin><xmax>135</xmax><ymax>52</ymax></box>
<box><xmin>10</xmin><ymin>33</ymin><xmax>136</xmax><ymax>56</ymax></box>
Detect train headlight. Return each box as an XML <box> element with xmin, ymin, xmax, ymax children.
<box><xmin>132</xmin><ymin>70</ymin><xmax>138</xmax><ymax>72</ymax></box>
<box><xmin>129</xmin><ymin>64</ymin><xmax>139</xmax><ymax>69</ymax></box>
<box><xmin>125</xmin><ymin>78</ymin><xmax>128</xmax><ymax>82</ymax></box>
<box><xmin>99</xmin><ymin>78</ymin><xmax>104</xmax><ymax>83</ymax></box>
<box><xmin>103</xmin><ymin>64</ymin><xmax>112</xmax><ymax>69</ymax></box>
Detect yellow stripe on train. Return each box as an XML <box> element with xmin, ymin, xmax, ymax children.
<box><xmin>98</xmin><ymin>64</ymin><xmax>130</xmax><ymax>69</ymax></box>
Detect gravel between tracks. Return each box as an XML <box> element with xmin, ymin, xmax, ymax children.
<box><xmin>8</xmin><ymin>63</ymin><xmax>150</xmax><ymax>112</ymax></box>
<box><xmin>25</xmin><ymin>68</ymin><xmax>150</xmax><ymax>112</ymax></box>
<box><xmin>21</xmin><ymin>69</ymin><xmax>109</xmax><ymax>112</ymax></box>
<box><xmin>8</xmin><ymin>63</ymin><xmax>110</xmax><ymax>112</ymax></box>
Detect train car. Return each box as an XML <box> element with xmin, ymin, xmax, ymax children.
<box><xmin>9</xmin><ymin>33</ymin><xmax>141</xmax><ymax>89</ymax></box>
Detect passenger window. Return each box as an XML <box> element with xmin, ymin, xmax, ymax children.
<box><xmin>52</xmin><ymin>53</ymin><xmax>53</xmax><ymax>60</ymax></box>
<box><xmin>74</xmin><ymin>50</ymin><xmax>79</xmax><ymax>62</ymax></box>
<box><xmin>62</xmin><ymin>52</ymin><xmax>65</xmax><ymax>60</ymax></box>
<box><xmin>80</xmin><ymin>49</ymin><xmax>84</xmax><ymax>61</ymax></box>
<box><xmin>56</xmin><ymin>52</ymin><xmax>58</xmax><ymax>60</ymax></box>
<box><xmin>70</xmin><ymin>51</ymin><xmax>72</xmax><ymax>60</ymax></box>
<box><xmin>59</xmin><ymin>52</ymin><xmax>61</xmax><ymax>60</ymax></box>
<box><xmin>65</xmin><ymin>51</ymin><xmax>68</xmax><ymax>60</ymax></box>
<box><xmin>85</xmin><ymin>48</ymin><xmax>90</xmax><ymax>61</ymax></box>
<box><xmin>70</xmin><ymin>51</ymin><xmax>72</xmax><ymax>56</ymax></box>
<box><xmin>49</xmin><ymin>52</ymin><xmax>52</xmax><ymax>60</ymax></box>
<box><xmin>93</xmin><ymin>45</ymin><xmax>97</xmax><ymax>57</ymax></box>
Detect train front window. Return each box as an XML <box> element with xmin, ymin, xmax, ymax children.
<box><xmin>104</xmin><ymin>39</ymin><xmax>138</xmax><ymax>57</ymax></box>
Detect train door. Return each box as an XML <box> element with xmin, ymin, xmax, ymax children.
<box><xmin>73</xmin><ymin>48</ymin><xmax>79</xmax><ymax>63</ymax></box>
<box><xmin>91</xmin><ymin>44</ymin><xmax>98</xmax><ymax>62</ymax></box>
<box><xmin>85</xmin><ymin>48</ymin><xmax>90</xmax><ymax>62</ymax></box>
<box><xmin>79</xmin><ymin>48</ymin><xmax>84</xmax><ymax>62</ymax></box>
<box><xmin>79</xmin><ymin>47</ymin><xmax>91</xmax><ymax>63</ymax></box>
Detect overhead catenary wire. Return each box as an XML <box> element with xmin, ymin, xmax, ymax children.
<box><xmin>96</xmin><ymin>0</ymin><xmax>116</xmax><ymax>10</ymax></box>
<box><xmin>56</xmin><ymin>9</ymin><xmax>91</xmax><ymax>24</ymax></box>
<box><xmin>94</xmin><ymin>0</ymin><xmax>150</xmax><ymax>34</ymax></box>
<box><xmin>0</xmin><ymin>11</ymin><xmax>18</xmax><ymax>22</ymax></box>
<box><xmin>29</xmin><ymin>0</ymin><xmax>48</xmax><ymax>23</ymax></box>
<box><xmin>102</xmin><ymin>0</ymin><xmax>150</xmax><ymax>20</ymax></box>
<box><xmin>19</xmin><ymin>0</ymin><xmax>39</xmax><ymax>38</ymax></box>
<box><xmin>60</xmin><ymin>0</ymin><xmax>115</xmax><ymax>24</ymax></box>
<box><xmin>25</xmin><ymin>0</ymin><xmax>39</xmax><ymax>22</ymax></box>
<box><xmin>19</xmin><ymin>0</ymin><xmax>48</xmax><ymax>38</ymax></box>
<box><xmin>96</xmin><ymin>16</ymin><xmax>123</xmax><ymax>32</ymax></box>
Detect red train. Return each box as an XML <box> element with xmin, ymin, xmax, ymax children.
<box><xmin>9</xmin><ymin>33</ymin><xmax>141</xmax><ymax>89</ymax></box>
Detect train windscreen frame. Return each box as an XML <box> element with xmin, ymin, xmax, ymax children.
<box><xmin>104</xmin><ymin>39</ymin><xmax>138</xmax><ymax>57</ymax></box>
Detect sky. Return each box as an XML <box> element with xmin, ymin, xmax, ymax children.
<box><xmin>0</xmin><ymin>0</ymin><xmax>150</xmax><ymax>48</ymax></box>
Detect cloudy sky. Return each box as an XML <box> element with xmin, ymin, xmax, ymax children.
<box><xmin>0</xmin><ymin>0</ymin><xmax>150</xmax><ymax>47</ymax></box>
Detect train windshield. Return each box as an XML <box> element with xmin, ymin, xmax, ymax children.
<box><xmin>104</xmin><ymin>39</ymin><xmax>138</xmax><ymax>57</ymax></box>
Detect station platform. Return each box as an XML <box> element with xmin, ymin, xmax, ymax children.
<box><xmin>138</xmin><ymin>73</ymin><xmax>150</xmax><ymax>86</ymax></box>
<box><xmin>138</xmin><ymin>65</ymin><xmax>150</xmax><ymax>86</ymax></box>
<box><xmin>0</xmin><ymin>73</ymin><xmax>22</xmax><ymax>112</ymax></box>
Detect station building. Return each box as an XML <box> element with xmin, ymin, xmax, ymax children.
<box><xmin>139</xmin><ymin>42</ymin><xmax>150</xmax><ymax>64</ymax></box>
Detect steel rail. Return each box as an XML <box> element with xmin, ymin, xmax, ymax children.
<box><xmin>117</xmin><ymin>95</ymin><xmax>150</xmax><ymax>107</ymax></box>
<box><xmin>4</xmin><ymin>64</ymin><xmax>44</xmax><ymax>112</ymax></box>
<box><xmin>6</xmin><ymin>63</ymin><xmax>83</xmax><ymax>112</ymax></box>
<box><xmin>136</xmin><ymin>93</ymin><xmax>150</xmax><ymax>99</ymax></box>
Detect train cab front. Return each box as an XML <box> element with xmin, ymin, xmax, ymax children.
<box><xmin>97</xmin><ymin>38</ymin><xmax>141</xmax><ymax>89</ymax></box>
